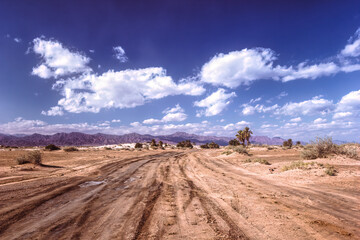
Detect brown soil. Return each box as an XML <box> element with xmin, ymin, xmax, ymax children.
<box><xmin>0</xmin><ymin>148</ymin><xmax>359</xmax><ymax>239</ymax></box>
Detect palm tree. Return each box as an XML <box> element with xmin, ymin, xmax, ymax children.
<box><xmin>236</xmin><ymin>130</ymin><xmax>246</xmax><ymax>146</ymax></box>
<box><xmin>243</xmin><ymin>127</ymin><xmax>253</xmax><ymax>146</ymax></box>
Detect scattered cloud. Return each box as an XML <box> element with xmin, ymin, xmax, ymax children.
<box><xmin>143</xmin><ymin>104</ymin><xmax>187</xmax><ymax>124</ymax></box>
<box><xmin>335</xmin><ymin>89</ymin><xmax>360</xmax><ymax>112</ymax></box>
<box><xmin>313</xmin><ymin>118</ymin><xmax>327</xmax><ymax>124</ymax></box>
<box><xmin>111</xmin><ymin>119</ymin><xmax>121</xmax><ymax>123</ymax></box>
<box><xmin>200</xmin><ymin>28</ymin><xmax>360</xmax><ymax>89</ymax></box>
<box><xmin>41</xmin><ymin>106</ymin><xmax>64</xmax><ymax>116</ymax></box>
<box><xmin>50</xmin><ymin>68</ymin><xmax>204</xmax><ymax>114</ymax></box>
<box><xmin>340</xmin><ymin>28</ymin><xmax>360</xmax><ymax>57</ymax></box>
<box><xmin>194</xmin><ymin>88</ymin><xmax>236</xmax><ymax>117</ymax></box>
<box><xmin>89</xmin><ymin>49</ymin><xmax>95</xmax><ymax>53</ymax></box>
<box><xmin>31</xmin><ymin>37</ymin><xmax>205</xmax><ymax>114</ymax></box>
<box><xmin>274</xmin><ymin>96</ymin><xmax>335</xmax><ymax>116</ymax></box>
<box><xmin>223</xmin><ymin>121</ymin><xmax>250</xmax><ymax>131</ymax></box>
<box><xmin>31</xmin><ymin>37</ymin><xmax>91</xmax><ymax>79</ymax></box>
<box><xmin>113</xmin><ymin>46</ymin><xmax>128</xmax><ymax>62</ymax></box>
<box><xmin>261</xmin><ymin>124</ymin><xmax>278</xmax><ymax>128</ymax></box>
<box><xmin>241</xmin><ymin>103</ymin><xmax>279</xmax><ymax>116</ymax></box>
<box><xmin>333</xmin><ymin>112</ymin><xmax>353</xmax><ymax>119</ymax></box>
<box><xmin>242</xmin><ymin>89</ymin><xmax>360</xmax><ymax>121</ymax></box>
<box><xmin>14</xmin><ymin>37</ymin><xmax>22</xmax><ymax>43</ymax></box>
<box><xmin>249</xmin><ymin>97</ymin><xmax>262</xmax><ymax>104</ymax></box>
<box><xmin>290</xmin><ymin>117</ymin><xmax>302</xmax><ymax>122</ymax></box>
<box><xmin>266</xmin><ymin>91</ymin><xmax>288</xmax><ymax>103</ymax></box>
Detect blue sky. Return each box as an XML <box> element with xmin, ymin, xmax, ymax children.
<box><xmin>0</xmin><ymin>1</ymin><xmax>360</xmax><ymax>141</ymax></box>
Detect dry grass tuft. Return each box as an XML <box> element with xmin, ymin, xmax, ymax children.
<box><xmin>281</xmin><ymin>161</ymin><xmax>317</xmax><ymax>171</ymax></box>
<box><xmin>245</xmin><ymin>158</ymin><xmax>271</xmax><ymax>165</ymax></box>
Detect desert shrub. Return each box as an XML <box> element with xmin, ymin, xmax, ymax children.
<box><xmin>150</xmin><ymin>139</ymin><xmax>157</xmax><ymax>147</ymax></box>
<box><xmin>200</xmin><ymin>143</ymin><xmax>209</xmax><ymax>149</ymax></box>
<box><xmin>338</xmin><ymin>146</ymin><xmax>358</xmax><ymax>159</ymax></box>
<box><xmin>296</xmin><ymin>141</ymin><xmax>301</xmax><ymax>146</ymax></box>
<box><xmin>45</xmin><ymin>144</ymin><xmax>61</xmax><ymax>151</ymax></box>
<box><xmin>135</xmin><ymin>143</ymin><xmax>143</xmax><ymax>148</ymax></box>
<box><xmin>232</xmin><ymin>145</ymin><xmax>248</xmax><ymax>155</ymax></box>
<box><xmin>267</xmin><ymin>146</ymin><xmax>274</xmax><ymax>150</ymax></box>
<box><xmin>222</xmin><ymin>150</ymin><xmax>233</xmax><ymax>155</ymax></box>
<box><xmin>104</xmin><ymin>147</ymin><xmax>112</xmax><ymax>150</ymax></box>
<box><xmin>283</xmin><ymin>139</ymin><xmax>293</xmax><ymax>148</ymax></box>
<box><xmin>16</xmin><ymin>155</ymin><xmax>30</xmax><ymax>164</ymax></box>
<box><xmin>324</xmin><ymin>164</ymin><xmax>337</xmax><ymax>176</ymax></box>
<box><xmin>245</xmin><ymin>158</ymin><xmax>271</xmax><ymax>165</ymax></box>
<box><xmin>281</xmin><ymin>161</ymin><xmax>316</xmax><ymax>171</ymax></box>
<box><xmin>16</xmin><ymin>151</ymin><xmax>42</xmax><ymax>165</ymax></box>
<box><xmin>177</xmin><ymin>140</ymin><xmax>193</xmax><ymax>148</ymax></box>
<box><xmin>301</xmin><ymin>137</ymin><xmax>342</xmax><ymax>159</ymax></box>
<box><xmin>228</xmin><ymin>139</ymin><xmax>240</xmax><ymax>146</ymax></box>
<box><xmin>244</xmin><ymin>158</ymin><xmax>252</xmax><ymax>163</ymax></box>
<box><xmin>63</xmin><ymin>147</ymin><xmax>79</xmax><ymax>152</ymax></box>
<box><xmin>201</xmin><ymin>142</ymin><xmax>220</xmax><ymax>149</ymax></box>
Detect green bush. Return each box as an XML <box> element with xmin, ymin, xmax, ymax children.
<box><xmin>45</xmin><ymin>144</ymin><xmax>61</xmax><ymax>151</ymax></box>
<box><xmin>63</xmin><ymin>147</ymin><xmax>79</xmax><ymax>152</ymax></box>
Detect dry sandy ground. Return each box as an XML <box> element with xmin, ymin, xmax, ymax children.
<box><xmin>0</xmin><ymin>147</ymin><xmax>359</xmax><ymax>239</ymax></box>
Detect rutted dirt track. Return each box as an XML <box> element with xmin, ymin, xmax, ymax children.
<box><xmin>0</xmin><ymin>149</ymin><xmax>359</xmax><ymax>239</ymax></box>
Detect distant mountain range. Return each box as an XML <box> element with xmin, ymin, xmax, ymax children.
<box><xmin>0</xmin><ymin>132</ymin><xmax>291</xmax><ymax>147</ymax></box>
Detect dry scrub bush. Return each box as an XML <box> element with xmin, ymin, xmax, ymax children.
<box><xmin>45</xmin><ymin>144</ymin><xmax>61</xmax><ymax>151</ymax></box>
<box><xmin>302</xmin><ymin>137</ymin><xmax>358</xmax><ymax>160</ymax></box>
<box><xmin>231</xmin><ymin>145</ymin><xmax>248</xmax><ymax>155</ymax></box>
<box><xmin>222</xmin><ymin>150</ymin><xmax>233</xmax><ymax>155</ymax></box>
<box><xmin>134</xmin><ymin>143</ymin><xmax>143</xmax><ymax>148</ymax></box>
<box><xmin>16</xmin><ymin>151</ymin><xmax>42</xmax><ymax>165</ymax></box>
<box><xmin>338</xmin><ymin>145</ymin><xmax>358</xmax><ymax>159</ymax></box>
<box><xmin>301</xmin><ymin>137</ymin><xmax>338</xmax><ymax>159</ymax></box>
<box><xmin>63</xmin><ymin>147</ymin><xmax>79</xmax><ymax>152</ymax></box>
<box><xmin>245</xmin><ymin>158</ymin><xmax>271</xmax><ymax>165</ymax></box>
<box><xmin>324</xmin><ymin>164</ymin><xmax>337</xmax><ymax>176</ymax></box>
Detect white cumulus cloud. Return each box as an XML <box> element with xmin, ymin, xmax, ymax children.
<box><xmin>31</xmin><ymin>37</ymin><xmax>91</xmax><ymax>79</ymax></box>
<box><xmin>194</xmin><ymin>88</ymin><xmax>236</xmax><ymax>117</ymax></box>
<box><xmin>48</xmin><ymin>68</ymin><xmax>204</xmax><ymax>114</ymax></box>
<box><xmin>275</xmin><ymin>96</ymin><xmax>335</xmax><ymax>116</ymax></box>
<box><xmin>143</xmin><ymin>104</ymin><xmax>187</xmax><ymax>124</ymax></box>
<box><xmin>41</xmin><ymin>106</ymin><xmax>64</xmax><ymax>116</ymax></box>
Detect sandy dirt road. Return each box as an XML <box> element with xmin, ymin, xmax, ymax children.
<box><xmin>0</xmin><ymin>149</ymin><xmax>359</xmax><ymax>239</ymax></box>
